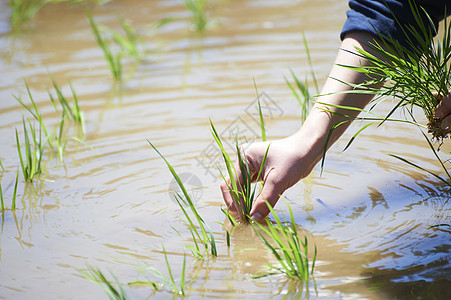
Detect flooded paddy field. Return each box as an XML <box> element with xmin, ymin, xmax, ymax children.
<box><xmin>0</xmin><ymin>0</ymin><xmax>449</xmax><ymax>299</ymax></box>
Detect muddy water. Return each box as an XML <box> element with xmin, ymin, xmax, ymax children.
<box><xmin>0</xmin><ymin>0</ymin><xmax>450</xmax><ymax>299</ymax></box>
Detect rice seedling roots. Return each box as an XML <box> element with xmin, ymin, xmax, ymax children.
<box><xmin>427</xmin><ymin>117</ymin><xmax>450</xmax><ymax>142</ymax></box>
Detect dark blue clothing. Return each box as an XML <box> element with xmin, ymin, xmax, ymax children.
<box><xmin>341</xmin><ymin>0</ymin><xmax>451</xmax><ymax>49</ymax></box>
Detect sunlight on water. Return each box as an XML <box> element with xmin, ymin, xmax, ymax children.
<box><xmin>0</xmin><ymin>0</ymin><xmax>449</xmax><ymax>299</ymax></box>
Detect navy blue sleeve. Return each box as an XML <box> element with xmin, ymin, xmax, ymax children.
<box><xmin>341</xmin><ymin>0</ymin><xmax>451</xmax><ymax>49</ymax></box>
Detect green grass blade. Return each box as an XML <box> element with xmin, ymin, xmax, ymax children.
<box><xmin>254</xmin><ymin>78</ymin><xmax>266</xmax><ymax>142</ymax></box>
<box><xmin>162</xmin><ymin>245</ymin><xmax>178</xmax><ymax>295</ymax></box>
<box><xmin>389</xmin><ymin>154</ymin><xmax>451</xmax><ymax>186</ymax></box>
<box><xmin>15</xmin><ymin>128</ymin><xmax>26</xmax><ymax>180</ymax></box>
<box><xmin>180</xmin><ymin>253</ymin><xmax>186</xmax><ymax>295</ymax></box>
<box><xmin>11</xmin><ymin>169</ymin><xmax>19</xmax><ymax>210</ymax></box>
<box><xmin>343</xmin><ymin>122</ymin><xmax>375</xmax><ymax>152</ymax></box>
<box><xmin>303</xmin><ymin>32</ymin><xmax>319</xmax><ymax>94</ymax></box>
<box><xmin>0</xmin><ymin>180</ymin><xmax>4</xmax><ymax>211</ymax></box>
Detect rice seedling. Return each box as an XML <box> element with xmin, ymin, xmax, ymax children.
<box><xmin>285</xmin><ymin>34</ymin><xmax>318</xmax><ymax>122</ymax></box>
<box><xmin>254</xmin><ymin>78</ymin><xmax>266</xmax><ymax>142</ymax></box>
<box><xmin>184</xmin><ymin>0</ymin><xmax>208</xmax><ymax>32</ymax></box>
<box><xmin>48</xmin><ymin>80</ymin><xmax>85</xmax><ymax>134</ymax></box>
<box><xmin>0</xmin><ymin>182</ymin><xmax>3</xmax><ymax>212</ymax></box>
<box><xmin>9</xmin><ymin>0</ymin><xmax>47</xmax><ymax>31</ymax></box>
<box><xmin>0</xmin><ymin>170</ymin><xmax>20</xmax><ymax>212</ymax></box>
<box><xmin>285</xmin><ymin>70</ymin><xmax>314</xmax><ymax>123</ymax></box>
<box><xmin>94</xmin><ymin>16</ymin><xmax>173</xmax><ymax>64</ymax></box>
<box><xmin>15</xmin><ymin>79</ymin><xmax>85</xmax><ymax>162</ymax></box>
<box><xmin>129</xmin><ymin>246</ymin><xmax>187</xmax><ymax>296</ymax></box>
<box><xmin>0</xmin><ymin>160</ymin><xmax>4</xmax><ymax>172</ymax></box>
<box><xmin>81</xmin><ymin>266</ymin><xmax>129</xmax><ymax>300</ymax></box>
<box><xmin>16</xmin><ymin>117</ymin><xmax>47</xmax><ymax>182</ymax></box>
<box><xmin>87</xmin><ymin>11</ymin><xmax>122</xmax><ymax>81</ymax></box>
<box><xmin>147</xmin><ymin>140</ymin><xmax>217</xmax><ymax>259</ymax></box>
<box><xmin>210</xmin><ymin>120</ymin><xmax>270</xmax><ymax>222</ymax></box>
<box><xmin>51</xmin><ymin>112</ymin><xmax>67</xmax><ymax>163</ymax></box>
<box><xmin>96</xmin><ymin>17</ymin><xmax>142</xmax><ymax>62</ymax></box>
<box><xmin>251</xmin><ymin>200</ymin><xmax>317</xmax><ymax>281</ymax></box>
<box><xmin>14</xmin><ymin>80</ymin><xmax>52</xmax><ymax>148</ymax></box>
<box><xmin>334</xmin><ymin>1</ymin><xmax>451</xmax><ymax>142</ymax></box>
<box><xmin>49</xmin><ymin>80</ymin><xmax>84</xmax><ymax>122</ymax></box>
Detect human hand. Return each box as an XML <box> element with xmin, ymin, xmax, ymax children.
<box><xmin>220</xmin><ymin>135</ymin><xmax>316</xmax><ymax>221</ymax></box>
<box><xmin>435</xmin><ymin>92</ymin><xmax>451</xmax><ymax>131</ymax></box>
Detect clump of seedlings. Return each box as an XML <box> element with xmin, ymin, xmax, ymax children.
<box><xmin>48</xmin><ymin>80</ymin><xmax>84</xmax><ymax>127</ymax></box>
<box><xmin>211</xmin><ymin>81</ymin><xmax>270</xmax><ymax>223</ymax></box>
<box><xmin>16</xmin><ymin>117</ymin><xmax>47</xmax><ymax>182</ymax></box>
<box><xmin>210</xmin><ymin>120</ymin><xmax>270</xmax><ymax>223</ymax></box>
<box><xmin>251</xmin><ymin>201</ymin><xmax>317</xmax><ymax>281</ymax></box>
<box><xmin>87</xmin><ymin>11</ymin><xmax>171</xmax><ymax>80</ymax></box>
<box><xmin>15</xmin><ymin>79</ymin><xmax>86</xmax><ymax>163</ymax></box>
<box><xmin>147</xmin><ymin>140</ymin><xmax>217</xmax><ymax>259</ymax></box>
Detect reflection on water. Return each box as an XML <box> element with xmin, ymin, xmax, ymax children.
<box><xmin>0</xmin><ymin>0</ymin><xmax>450</xmax><ymax>299</ymax></box>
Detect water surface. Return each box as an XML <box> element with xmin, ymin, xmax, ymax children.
<box><xmin>0</xmin><ymin>0</ymin><xmax>450</xmax><ymax>299</ymax></box>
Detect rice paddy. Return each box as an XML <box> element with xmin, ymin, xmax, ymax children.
<box><xmin>0</xmin><ymin>1</ymin><xmax>449</xmax><ymax>299</ymax></box>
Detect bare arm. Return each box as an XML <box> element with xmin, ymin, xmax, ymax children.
<box><xmin>221</xmin><ymin>32</ymin><xmax>384</xmax><ymax>220</ymax></box>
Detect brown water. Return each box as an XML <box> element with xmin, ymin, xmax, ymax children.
<box><xmin>0</xmin><ymin>0</ymin><xmax>450</xmax><ymax>299</ymax></box>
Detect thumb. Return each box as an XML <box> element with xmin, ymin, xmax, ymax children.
<box><xmin>249</xmin><ymin>175</ymin><xmax>282</xmax><ymax>221</ymax></box>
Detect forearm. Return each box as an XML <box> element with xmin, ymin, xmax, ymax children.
<box><xmin>291</xmin><ymin>32</ymin><xmax>383</xmax><ymax>169</ymax></box>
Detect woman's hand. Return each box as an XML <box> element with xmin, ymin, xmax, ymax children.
<box><xmin>220</xmin><ymin>135</ymin><xmax>316</xmax><ymax>221</ymax></box>
<box><xmin>435</xmin><ymin>93</ymin><xmax>451</xmax><ymax>131</ymax></box>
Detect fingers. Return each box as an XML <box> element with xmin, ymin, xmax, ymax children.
<box><xmin>441</xmin><ymin>115</ymin><xmax>451</xmax><ymax>131</ymax></box>
<box><xmin>435</xmin><ymin>93</ymin><xmax>451</xmax><ymax>120</ymax></box>
<box><xmin>249</xmin><ymin>173</ymin><xmax>282</xmax><ymax>222</ymax></box>
<box><xmin>220</xmin><ymin>163</ymin><xmax>245</xmax><ymax>213</ymax></box>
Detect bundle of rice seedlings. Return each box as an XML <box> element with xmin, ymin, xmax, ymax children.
<box><xmin>337</xmin><ymin>1</ymin><xmax>451</xmax><ymax>142</ymax></box>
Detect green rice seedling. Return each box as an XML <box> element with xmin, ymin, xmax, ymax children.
<box><xmin>16</xmin><ymin>117</ymin><xmax>47</xmax><ymax>182</ymax></box>
<box><xmin>334</xmin><ymin>1</ymin><xmax>451</xmax><ymax>142</ymax></box>
<box><xmin>285</xmin><ymin>34</ymin><xmax>318</xmax><ymax>122</ymax></box>
<box><xmin>284</xmin><ymin>70</ymin><xmax>314</xmax><ymax>123</ymax></box>
<box><xmin>0</xmin><ymin>160</ymin><xmax>4</xmax><ymax>171</ymax></box>
<box><xmin>48</xmin><ymin>80</ymin><xmax>86</xmax><ymax>137</ymax></box>
<box><xmin>9</xmin><ymin>0</ymin><xmax>46</xmax><ymax>31</ymax></box>
<box><xmin>254</xmin><ymin>78</ymin><xmax>266</xmax><ymax>142</ymax></box>
<box><xmin>1</xmin><ymin>170</ymin><xmax>20</xmax><ymax>211</ymax></box>
<box><xmin>87</xmin><ymin>11</ymin><xmax>122</xmax><ymax>81</ymax></box>
<box><xmin>100</xmin><ymin>17</ymin><xmax>142</xmax><ymax>62</ymax></box>
<box><xmin>14</xmin><ymin>80</ymin><xmax>52</xmax><ymax>148</ymax></box>
<box><xmin>81</xmin><ymin>266</ymin><xmax>129</xmax><ymax>300</ymax></box>
<box><xmin>210</xmin><ymin>120</ymin><xmax>270</xmax><ymax>222</ymax></box>
<box><xmin>220</xmin><ymin>207</ymin><xmax>238</xmax><ymax>227</ymax></box>
<box><xmin>11</xmin><ymin>170</ymin><xmax>19</xmax><ymax>210</ymax></box>
<box><xmin>49</xmin><ymin>80</ymin><xmax>85</xmax><ymax>125</ymax></box>
<box><xmin>184</xmin><ymin>0</ymin><xmax>208</xmax><ymax>32</ymax></box>
<box><xmin>51</xmin><ymin>112</ymin><xmax>67</xmax><ymax>163</ymax></box>
<box><xmin>130</xmin><ymin>246</ymin><xmax>186</xmax><ymax>296</ymax></box>
<box><xmin>251</xmin><ymin>200</ymin><xmax>317</xmax><ymax>281</ymax></box>
<box><xmin>147</xmin><ymin>140</ymin><xmax>217</xmax><ymax>258</ymax></box>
